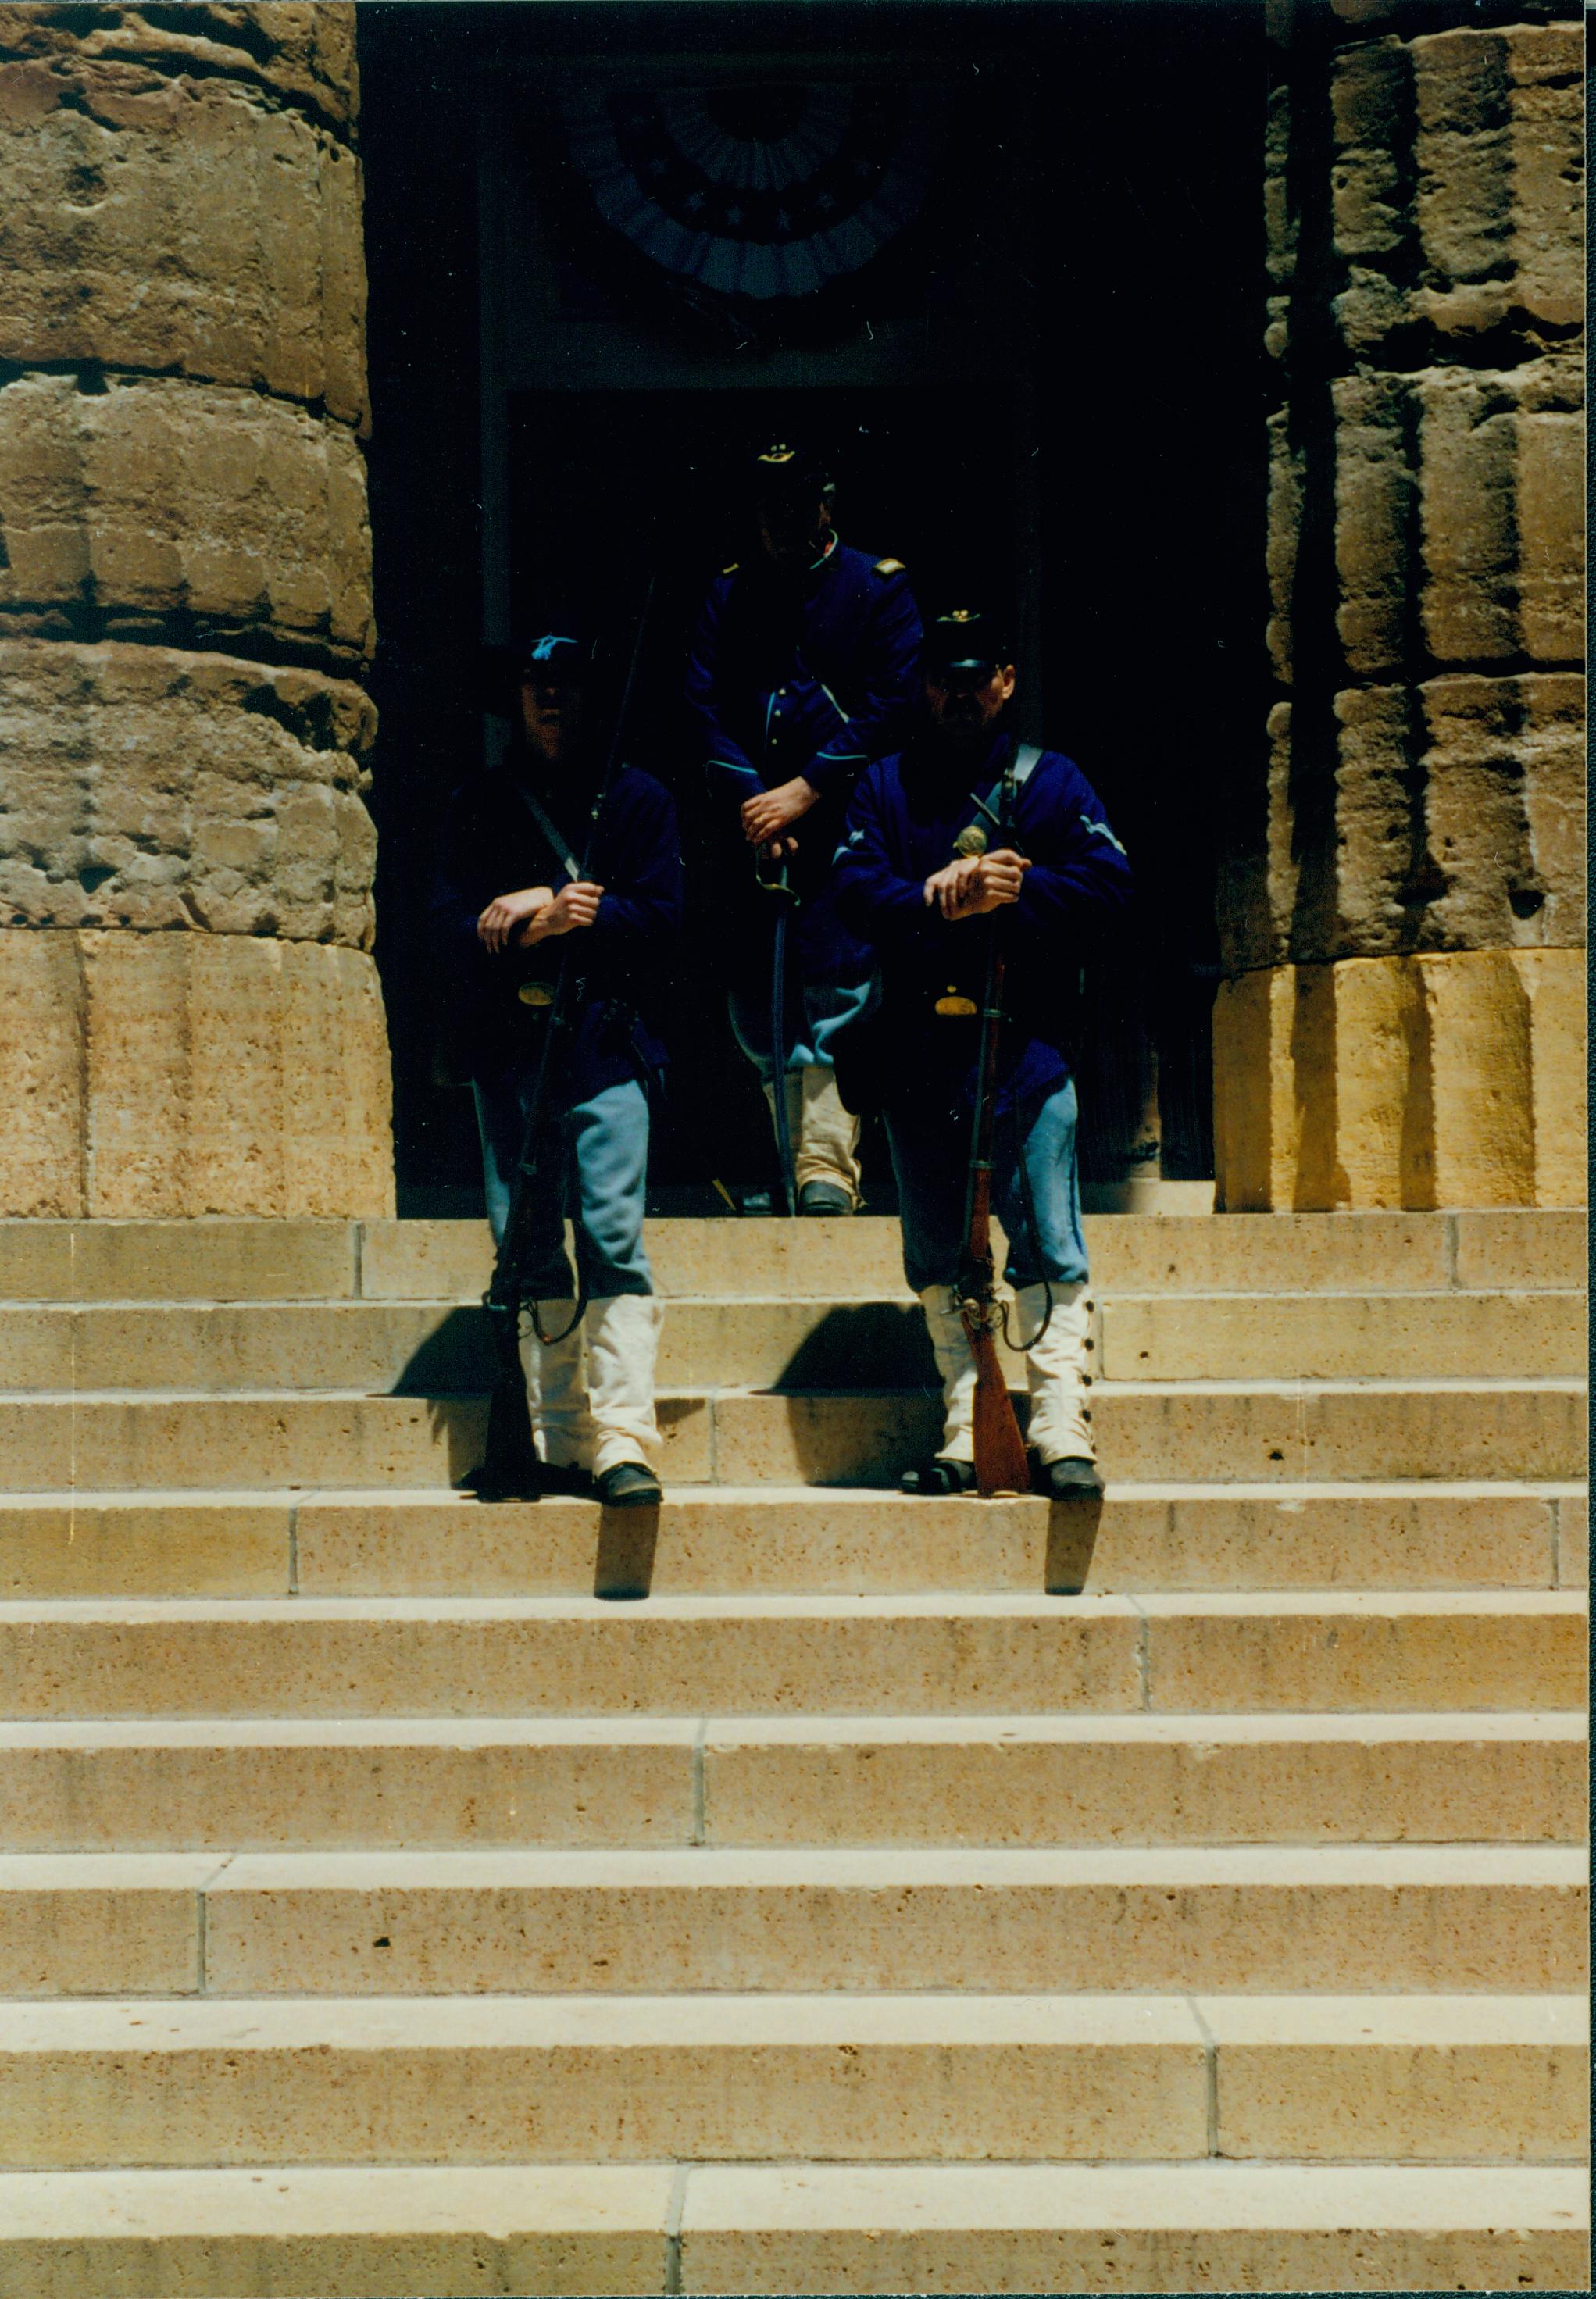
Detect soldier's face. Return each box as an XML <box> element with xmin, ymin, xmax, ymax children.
<box><xmin>925</xmin><ymin>662</ymin><xmax>1017</xmax><ymax>741</ymax></box>
<box><xmin>757</xmin><ymin>494</ymin><xmax>832</xmax><ymax>570</ymax></box>
<box><xmin>519</xmin><ymin>676</ymin><xmax>583</xmax><ymax>766</ymax></box>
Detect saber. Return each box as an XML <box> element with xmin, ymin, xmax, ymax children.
<box><xmin>768</xmin><ymin>879</ymin><xmax>798</xmax><ymax>1216</ymax></box>
<box><xmin>753</xmin><ymin>692</ymin><xmax>799</xmax><ymax>1218</ymax></box>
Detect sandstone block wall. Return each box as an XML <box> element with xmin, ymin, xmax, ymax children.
<box><xmin>0</xmin><ymin>3</ymin><xmax>391</xmax><ymax>1216</ymax></box>
<box><xmin>1222</xmin><ymin>11</ymin><xmax>1584</xmax><ymax>1208</ymax></box>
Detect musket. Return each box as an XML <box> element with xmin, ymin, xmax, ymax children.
<box><xmin>738</xmin><ymin>642</ymin><xmax>855</xmax><ymax>1216</ymax></box>
<box><xmin>715</xmin><ymin>772</ymin><xmax>798</xmax><ymax>1215</ymax></box>
<box><xmin>470</xmin><ymin>580</ymin><xmax>656</xmax><ymax>1501</ymax></box>
<box><xmin>956</xmin><ymin>750</ymin><xmax>1032</xmax><ymax>1499</ymax></box>
<box><xmin>757</xmin><ymin>644</ymin><xmax>849</xmax><ymax>1217</ymax></box>
<box><xmin>762</xmin><ymin>850</ymin><xmax>798</xmax><ymax>1216</ymax></box>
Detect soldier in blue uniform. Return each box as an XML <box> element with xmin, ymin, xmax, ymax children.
<box><xmin>432</xmin><ymin>630</ymin><xmax>684</xmax><ymax>1506</ymax></box>
<box><xmin>684</xmin><ymin>442</ymin><xmax>921</xmax><ymax>1212</ymax></box>
<box><xmin>833</xmin><ymin>609</ymin><xmax>1133</xmax><ymax>1498</ymax></box>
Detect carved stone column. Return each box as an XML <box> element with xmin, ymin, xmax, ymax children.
<box><xmin>1215</xmin><ymin>7</ymin><xmax>1583</xmax><ymax>1208</ymax></box>
<box><xmin>0</xmin><ymin>3</ymin><xmax>392</xmax><ymax>1215</ymax></box>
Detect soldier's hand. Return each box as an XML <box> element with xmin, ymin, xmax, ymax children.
<box><xmin>478</xmin><ymin>885</ymin><xmax>554</xmax><ymax>954</ymax></box>
<box><xmin>921</xmin><ymin>856</ymin><xmax>982</xmax><ymax>917</ymax></box>
<box><xmin>957</xmin><ymin>848</ymin><xmax>1030</xmax><ymax>917</ymax></box>
<box><xmin>741</xmin><ymin>776</ymin><xmax>819</xmax><ymax>847</ymax></box>
<box><xmin>523</xmin><ymin>880</ymin><xmax>603</xmax><ymax>940</ymax></box>
<box><xmin>759</xmin><ymin>835</ymin><xmax>799</xmax><ymax>866</ymax></box>
<box><xmin>925</xmin><ymin>848</ymin><xmax>1030</xmax><ymax>920</ymax></box>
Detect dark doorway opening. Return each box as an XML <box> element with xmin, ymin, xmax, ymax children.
<box><xmin>506</xmin><ymin>386</ymin><xmax>1024</xmax><ymax>680</ymax></box>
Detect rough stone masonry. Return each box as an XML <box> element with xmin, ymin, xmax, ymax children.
<box><xmin>0</xmin><ymin>2</ymin><xmax>392</xmax><ymax>1215</ymax></box>
<box><xmin>1216</xmin><ymin>5</ymin><xmax>1585</xmax><ymax>1208</ymax></box>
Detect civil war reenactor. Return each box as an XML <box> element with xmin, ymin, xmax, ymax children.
<box><xmin>684</xmin><ymin>441</ymin><xmax>921</xmax><ymax>1213</ymax></box>
<box><xmin>432</xmin><ymin>627</ymin><xmax>684</xmax><ymax>1507</ymax></box>
<box><xmin>832</xmin><ymin>608</ymin><xmax>1132</xmax><ymax>1498</ymax></box>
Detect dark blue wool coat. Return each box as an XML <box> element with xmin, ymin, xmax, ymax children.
<box><xmin>432</xmin><ymin>759</ymin><xmax>683</xmax><ymax>1101</ymax></box>
<box><xmin>833</xmin><ymin>729</ymin><xmax>1133</xmax><ymax>1112</ymax></box>
<box><xmin>685</xmin><ymin>539</ymin><xmax>921</xmax><ymax>977</ymax></box>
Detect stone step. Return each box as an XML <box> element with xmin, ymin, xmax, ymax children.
<box><xmin>2</xmin><ymin>1847</ymin><xmax>1582</xmax><ymax>1997</ymax></box>
<box><xmin>3</xmin><ymin>1299</ymin><xmax>932</xmax><ymax>1394</ymax></box>
<box><xmin>677</xmin><ymin>2163</ymin><xmax>1590</xmax><ymax>2293</ymax></box>
<box><xmin>0</xmin><ymin>1994</ymin><xmax>1583</xmax><ymax>2170</ymax></box>
<box><xmin>0</xmin><ymin>1713</ymin><xmax>1580</xmax><ymax>1851</ymax></box>
<box><xmin>0</xmin><ymin>1594</ymin><xmax>1583</xmax><ymax>1722</ymax></box>
<box><xmin>1198</xmin><ymin>1994</ymin><xmax>1590</xmax><ymax>2164</ymax></box>
<box><xmin>1101</xmin><ymin>1291</ymin><xmax>1585</xmax><ymax>1380</ymax></box>
<box><xmin>0</xmin><ymin>1715</ymin><xmax>694</xmax><ymax>1853</ymax></box>
<box><xmin>697</xmin><ymin>1380</ymin><xmax>1589</xmax><ymax>1489</ymax></box>
<box><xmin>0</xmin><ymin>2162</ymin><xmax>1584</xmax><ymax>2295</ymax></box>
<box><xmin>0</xmin><ymin>1994</ymin><xmax>1208</xmax><ymax>2169</ymax></box>
<box><xmin>698</xmin><ymin>1712</ymin><xmax>1587</xmax><ymax>1851</ymax></box>
<box><xmin>293</xmin><ymin>1483</ymin><xmax>1590</xmax><ymax>1599</ymax></box>
<box><xmin>0</xmin><ymin>1222</ymin><xmax>360</xmax><ymax>1306</ymax></box>
<box><xmin>0</xmin><ymin>1289</ymin><xmax>1581</xmax><ymax>1391</ymax></box>
<box><xmin>220</xmin><ymin>1207</ymin><xmax>1596</xmax><ymax>1302</ymax></box>
<box><xmin>6</xmin><ymin>1483</ymin><xmax>1583</xmax><ymax>1600</ymax></box>
<box><xmin>0</xmin><ymin>1378</ymin><xmax>1584</xmax><ymax>1490</ymax></box>
<box><xmin>0</xmin><ymin>1209</ymin><xmax>1582</xmax><ymax>1304</ymax></box>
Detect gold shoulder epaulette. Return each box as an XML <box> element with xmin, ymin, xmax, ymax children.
<box><xmin>874</xmin><ymin>556</ymin><xmax>906</xmax><ymax>577</ymax></box>
<box><xmin>721</xmin><ymin>562</ymin><xmax>740</xmax><ymax>577</ymax></box>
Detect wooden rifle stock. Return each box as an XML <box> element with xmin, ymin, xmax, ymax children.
<box><xmin>768</xmin><ymin>891</ymin><xmax>797</xmax><ymax>1215</ymax></box>
<box><xmin>960</xmin><ymin>926</ymin><xmax>1030</xmax><ymax>1498</ymax></box>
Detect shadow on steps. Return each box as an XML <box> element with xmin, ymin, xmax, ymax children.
<box><xmin>390</xmin><ymin>1302</ymin><xmax>939</xmax><ymax>1395</ymax></box>
<box><xmin>398</xmin><ymin>1305</ymin><xmax>1106</xmax><ymax>1591</ymax></box>
<box><xmin>593</xmin><ymin>1503</ymin><xmax>660</xmax><ymax>1601</ymax></box>
<box><xmin>1045</xmin><ymin>1493</ymin><xmax>1105</xmax><ymax>1594</ymax></box>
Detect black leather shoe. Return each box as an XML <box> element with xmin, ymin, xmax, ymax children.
<box><xmin>1042</xmin><ymin>1456</ymin><xmax>1105</xmax><ymax>1500</ymax></box>
<box><xmin>594</xmin><ymin>1461</ymin><xmax>662</xmax><ymax>1508</ymax></box>
<box><xmin>798</xmin><ymin>1181</ymin><xmax>853</xmax><ymax>1216</ymax></box>
<box><xmin>901</xmin><ymin>1457</ymin><xmax>978</xmax><ymax>1497</ymax></box>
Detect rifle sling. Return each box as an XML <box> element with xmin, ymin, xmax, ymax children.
<box><xmin>505</xmin><ymin>776</ymin><xmax>584</xmax><ymax>883</ymax></box>
<box><xmin>962</xmin><ymin>741</ymin><xmax>1042</xmax><ymax>855</ymax></box>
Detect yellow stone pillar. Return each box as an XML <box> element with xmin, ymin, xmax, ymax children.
<box><xmin>0</xmin><ymin>2</ymin><xmax>393</xmax><ymax>1215</ymax></box>
<box><xmin>1218</xmin><ymin>9</ymin><xmax>1584</xmax><ymax>1208</ymax></box>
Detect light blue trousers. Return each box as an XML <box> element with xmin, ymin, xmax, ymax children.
<box><xmin>727</xmin><ymin>974</ymin><xmax>873</xmax><ymax>1081</ymax></box>
<box><xmin>473</xmin><ymin>1074</ymin><xmax>654</xmax><ymax>1300</ymax></box>
<box><xmin>884</xmin><ymin>1075</ymin><xmax>1091</xmax><ymax>1297</ymax></box>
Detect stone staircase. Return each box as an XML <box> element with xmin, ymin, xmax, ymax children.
<box><xmin>0</xmin><ymin>1210</ymin><xmax>1587</xmax><ymax>2296</ymax></box>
